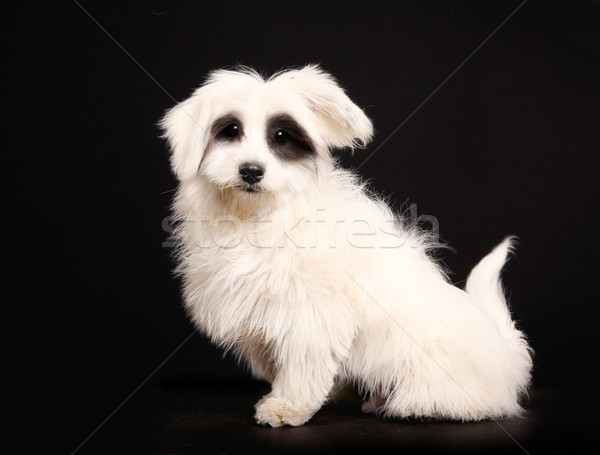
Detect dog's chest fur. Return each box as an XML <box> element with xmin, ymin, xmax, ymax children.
<box><xmin>176</xmin><ymin>191</ymin><xmax>361</xmax><ymax>349</ymax></box>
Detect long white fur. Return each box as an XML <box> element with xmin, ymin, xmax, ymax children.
<box><xmin>161</xmin><ymin>65</ymin><xmax>533</xmax><ymax>427</ymax></box>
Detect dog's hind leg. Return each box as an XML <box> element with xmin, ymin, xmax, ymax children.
<box><xmin>361</xmin><ymin>394</ymin><xmax>387</xmax><ymax>413</ymax></box>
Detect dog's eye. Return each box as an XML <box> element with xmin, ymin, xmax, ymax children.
<box><xmin>220</xmin><ymin>123</ymin><xmax>239</xmax><ymax>138</ymax></box>
<box><xmin>274</xmin><ymin>130</ymin><xmax>289</xmax><ymax>145</ymax></box>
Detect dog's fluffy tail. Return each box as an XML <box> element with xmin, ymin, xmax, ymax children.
<box><xmin>465</xmin><ymin>236</ymin><xmax>519</xmax><ymax>338</ymax></box>
<box><xmin>466</xmin><ymin>237</ymin><xmax>533</xmax><ymax>411</ymax></box>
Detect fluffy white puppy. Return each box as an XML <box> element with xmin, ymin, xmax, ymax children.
<box><xmin>161</xmin><ymin>65</ymin><xmax>532</xmax><ymax>427</ymax></box>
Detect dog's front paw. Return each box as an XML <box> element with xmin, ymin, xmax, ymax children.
<box><xmin>254</xmin><ymin>395</ymin><xmax>314</xmax><ymax>427</ymax></box>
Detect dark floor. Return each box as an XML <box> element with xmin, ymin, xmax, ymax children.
<box><xmin>56</xmin><ymin>383</ymin><xmax>594</xmax><ymax>454</ymax></box>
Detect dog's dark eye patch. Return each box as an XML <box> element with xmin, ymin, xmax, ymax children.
<box><xmin>212</xmin><ymin>114</ymin><xmax>243</xmax><ymax>142</ymax></box>
<box><xmin>267</xmin><ymin>114</ymin><xmax>315</xmax><ymax>161</ymax></box>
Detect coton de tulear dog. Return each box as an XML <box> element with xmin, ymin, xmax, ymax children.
<box><xmin>160</xmin><ymin>65</ymin><xmax>532</xmax><ymax>427</ymax></box>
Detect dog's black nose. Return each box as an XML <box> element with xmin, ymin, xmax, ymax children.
<box><xmin>239</xmin><ymin>163</ymin><xmax>265</xmax><ymax>185</ymax></box>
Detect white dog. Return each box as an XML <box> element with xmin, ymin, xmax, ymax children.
<box><xmin>160</xmin><ymin>65</ymin><xmax>532</xmax><ymax>427</ymax></box>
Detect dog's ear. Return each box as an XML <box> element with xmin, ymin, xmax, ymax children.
<box><xmin>277</xmin><ymin>65</ymin><xmax>374</xmax><ymax>151</ymax></box>
<box><xmin>160</xmin><ymin>83</ymin><xmax>218</xmax><ymax>180</ymax></box>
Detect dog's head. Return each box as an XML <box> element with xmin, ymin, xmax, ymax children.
<box><xmin>160</xmin><ymin>65</ymin><xmax>373</xmax><ymax>208</ymax></box>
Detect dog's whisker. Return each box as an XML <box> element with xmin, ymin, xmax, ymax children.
<box><xmin>158</xmin><ymin>187</ymin><xmax>177</xmax><ymax>196</ymax></box>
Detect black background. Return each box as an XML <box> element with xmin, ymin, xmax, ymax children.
<box><xmin>5</xmin><ymin>0</ymin><xmax>600</xmax><ymax>451</ymax></box>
